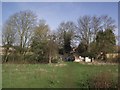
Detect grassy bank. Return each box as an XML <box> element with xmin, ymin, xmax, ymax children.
<box><xmin>2</xmin><ymin>62</ymin><xmax>118</xmax><ymax>88</ymax></box>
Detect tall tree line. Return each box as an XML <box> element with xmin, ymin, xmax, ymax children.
<box><xmin>2</xmin><ymin>10</ymin><xmax>117</xmax><ymax>63</ymax></box>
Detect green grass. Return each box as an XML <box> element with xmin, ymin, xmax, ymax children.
<box><xmin>2</xmin><ymin>62</ymin><xmax>118</xmax><ymax>88</ymax></box>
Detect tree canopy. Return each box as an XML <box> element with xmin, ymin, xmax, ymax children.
<box><xmin>2</xmin><ymin>10</ymin><xmax>117</xmax><ymax>63</ymax></box>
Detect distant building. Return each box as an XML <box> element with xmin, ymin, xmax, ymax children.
<box><xmin>0</xmin><ymin>46</ymin><xmax>15</xmax><ymax>55</ymax></box>
<box><xmin>0</xmin><ymin>46</ymin><xmax>5</xmax><ymax>55</ymax></box>
<box><xmin>106</xmin><ymin>53</ymin><xmax>118</xmax><ymax>59</ymax></box>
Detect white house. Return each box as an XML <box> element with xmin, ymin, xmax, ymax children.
<box><xmin>85</xmin><ymin>57</ymin><xmax>91</xmax><ymax>62</ymax></box>
<box><xmin>79</xmin><ymin>56</ymin><xmax>84</xmax><ymax>61</ymax></box>
<box><xmin>74</xmin><ymin>56</ymin><xmax>81</xmax><ymax>62</ymax></box>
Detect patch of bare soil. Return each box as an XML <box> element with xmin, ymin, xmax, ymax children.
<box><xmin>55</xmin><ymin>63</ymin><xmax>67</xmax><ymax>67</ymax></box>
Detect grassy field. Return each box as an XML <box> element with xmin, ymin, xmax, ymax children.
<box><xmin>2</xmin><ymin>62</ymin><xmax>118</xmax><ymax>88</ymax></box>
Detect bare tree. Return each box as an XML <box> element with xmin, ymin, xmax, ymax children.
<box><xmin>77</xmin><ymin>15</ymin><xmax>116</xmax><ymax>53</ymax></box>
<box><xmin>34</xmin><ymin>19</ymin><xmax>50</xmax><ymax>42</ymax></box>
<box><xmin>2</xmin><ymin>10</ymin><xmax>37</xmax><ymax>62</ymax></box>
<box><xmin>91</xmin><ymin>16</ymin><xmax>102</xmax><ymax>42</ymax></box>
<box><xmin>47</xmin><ymin>34</ymin><xmax>58</xmax><ymax>63</ymax></box>
<box><xmin>57</xmin><ymin>21</ymin><xmax>77</xmax><ymax>53</ymax></box>
<box><xmin>5</xmin><ymin>10</ymin><xmax>37</xmax><ymax>55</ymax></box>
<box><xmin>2</xmin><ymin>21</ymin><xmax>16</xmax><ymax>46</ymax></box>
<box><xmin>2</xmin><ymin>20</ymin><xmax>16</xmax><ymax>62</ymax></box>
<box><xmin>77</xmin><ymin>15</ymin><xmax>92</xmax><ymax>52</ymax></box>
<box><xmin>101</xmin><ymin>15</ymin><xmax>116</xmax><ymax>31</ymax></box>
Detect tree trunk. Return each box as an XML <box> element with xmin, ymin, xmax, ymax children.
<box><xmin>49</xmin><ymin>56</ymin><xmax>52</xmax><ymax>64</ymax></box>
<box><xmin>4</xmin><ymin>47</ymin><xmax>9</xmax><ymax>63</ymax></box>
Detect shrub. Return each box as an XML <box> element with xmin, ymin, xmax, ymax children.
<box><xmin>30</xmin><ymin>54</ymin><xmax>49</xmax><ymax>63</ymax></box>
<box><xmin>51</xmin><ymin>58</ymin><xmax>59</xmax><ymax>63</ymax></box>
<box><xmin>2</xmin><ymin>54</ymin><xmax>25</xmax><ymax>63</ymax></box>
<box><xmin>89</xmin><ymin>72</ymin><xmax>118</xmax><ymax>88</ymax></box>
<box><xmin>80</xmin><ymin>52</ymin><xmax>96</xmax><ymax>59</ymax></box>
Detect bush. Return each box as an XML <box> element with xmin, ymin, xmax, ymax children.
<box><xmin>89</xmin><ymin>72</ymin><xmax>118</xmax><ymax>88</ymax></box>
<box><xmin>58</xmin><ymin>48</ymin><xmax>64</xmax><ymax>55</ymax></box>
<box><xmin>2</xmin><ymin>54</ymin><xmax>25</xmax><ymax>63</ymax></box>
<box><xmin>30</xmin><ymin>54</ymin><xmax>49</xmax><ymax>63</ymax></box>
<box><xmin>51</xmin><ymin>58</ymin><xmax>59</xmax><ymax>63</ymax></box>
<box><xmin>80</xmin><ymin>52</ymin><xmax>96</xmax><ymax>59</ymax></box>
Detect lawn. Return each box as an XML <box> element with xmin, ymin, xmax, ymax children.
<box><xmin>2</xmin><ymin>62</ymin><xmax>118</xmax><ymax>88</ymax></box>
